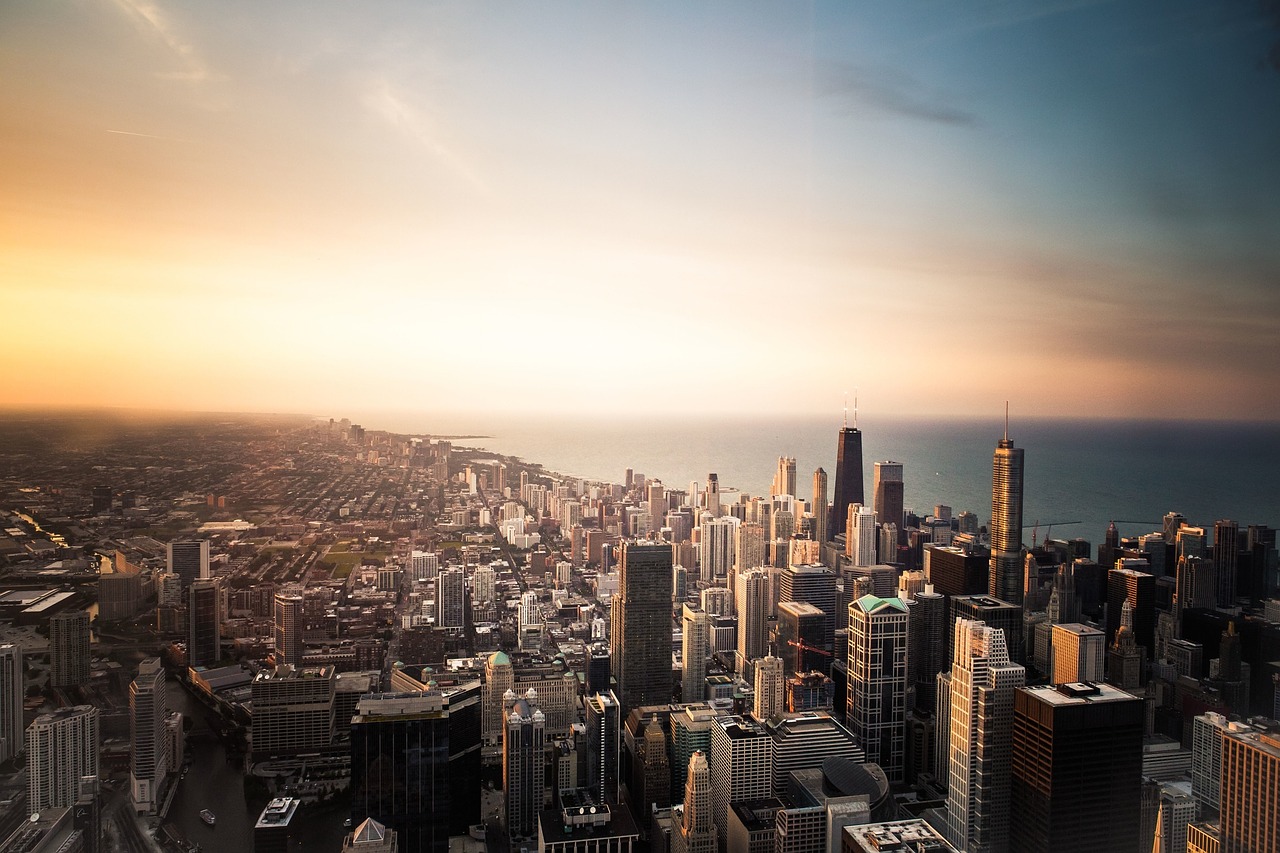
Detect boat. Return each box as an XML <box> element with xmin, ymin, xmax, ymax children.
<box><xmin>200</xmin><ymin>810</ymin><xmax>216</xmax><ymax>826</ymax></box>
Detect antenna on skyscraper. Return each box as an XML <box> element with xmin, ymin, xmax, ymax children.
<box><xmin>1004</xmin><ymin>401</ymin><xmax>1009</xmax><ymax>441</ymax></box>
<box><xmin>854</xmin><ymin>389</ymin><xmax>858</xmax><ymax>429</ymax></box>
<box><xmin>843</xmin><ymin>393</ymin><xmax>848</xmax><ymax>429</ymax></box>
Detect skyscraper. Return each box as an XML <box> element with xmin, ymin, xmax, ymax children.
<box><xmin>611</xmin><ymin>542</ymin><xmax>674</xmax><ymax>714</ymax></box>
<box><xmin>846</xmin><ymin>504</ymin><xmax>877</xmax><ymax>568</ymax></box>
<box><xmin>989</xmin><ymin>425</ymin><xmax>1025</xmax><ymax>605</ymax></box>
<box><xmin>187</xmin><ymin>579</ymin><xmax>220</xmax><ymax>668</ymax></box>
<box><xmin>831</xmin><ymin>417</ymin><xmax>864</xmax><ymax>543</ymax></box>
<box><xmin>130</xmin><ymin>658</ymin><xmax>168</xmax><ymax>814</ymax></box>
<box><xmin>49</xmin><ymin>610</ymin><xmax>90</xmax><ymax>688</ymax></box>
<box><xmin>27</xmin><ymin>705</ymin><xmax>99</xmax><ymax>811</ymax></box>
<box><xmin>944</xmin><ymin>619</ymin><xmax>1025</xmax><ymax>853</ymax></box>
<box><xmin>772</xmin><ymin>456</ymin><xmax>797</xmax><ymax>498</ymax></box>
<box><xmin>705</xmin><ymin>473</ymin><xmax>721</xmax><ymax>518</ymax></box>
<box><xmin>585</xmin><ymin>691</ymin><xmax>620</xmax><ymax>804</ymax></box>
<box><xmin>709</xmin><ymin>716</ymin><xmax>772</xmax><ymax>851</ymax></box>
<box><xmin>1049</xmin><ymin>623</ymin><xmax>1105</xmax><ymax>685</ymax></box>
<box><xmin>274</xmin><ymin>591</ymin><xmax>304</xmax><ymax>669</ymax></box>
<box><xmin>1213</xmin><ymin>519</ymin><xmax>1239</xmax><ymax>608</ymax></box>
<box><xmin>682</xmin><ymin>604</ymin><xmax>708</xmax><ymax>703</ymax></box>
<box><xmin>350</xmin><ymin>688</ymin><xmax>481</xmax><ymax>853</ymax></box>
<box><xmin>811</xmin><ymin>468</ymin><xmax>829</xmax><ymax>547</ymax></box>
<box><xmin>779</xmin><ymin>563</ymin><xmax>838</xmax><ymax>653</ymax></box>
<box><xmin>672</xmin><ymin>751</ymin><xmax>716</xmax><ymax>853</ymax></box>
<box><xmin>436</xmin><ymin>568</ymin><xmax>465</xmax><ymax>633</ymax></box>
<box><xmin>1219</xmin><ymin>727</ymin><xmax>1280</xmax><ymax>853</ymax></box>
<box><xmin>753</xmin><ymin>656</ymin><xmax>784</xmax><ymax>721</ymax></box>
<box><xmin>166</xmin><ymin>539</ymin><xmax>209</xmax><ymax>590</ymax></box>
<box><xmin>700</xmin><ymin>515</ymin><xmax>739</xmax><ymax>582</ymax></box>
<box><xmin>735</xmin><ymin>569</ymin><xmax>771</xmax><ymax>674</ymax></box>
<box><xmin>776</xmin><ymin>602</ymin><xmax>827</xmax><ymax>678</ymax></box>
<box><xmin>0</xmin><ymin>644</ymin><xmax>20</xmax><ymax>765</ymax></box>
<box><xmin>505</xmin><ymin>693</ymin><xmax>546</xmax><ymax>846</ymax></box>
<box><xmin>1009</xmin><ymin>683</ymin><xmax>1143</xmax><ymax>853</ymax></box>
<box><xmin>1107</xmin><ymin>567</ymin><xmax>1155</xmax><ymax>659</ymax></box>
<box><xmin>847</xmin><ymin>594</ymin><xmax>910</xmax><ymax>783</ymax></box>
<box><xmin>873</xmin><ymin>461</ymin><xmax>904</xmax><ymax>530</ymax></box>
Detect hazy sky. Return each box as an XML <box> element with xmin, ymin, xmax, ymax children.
<box><xmin>3</xmin><ymin>1</ymin><xmax>1278</xmax><ymax>422</ymax></box>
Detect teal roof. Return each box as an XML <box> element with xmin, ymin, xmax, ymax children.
<box><xmin>854</xmin><ymin>593</ymin><xmax>909</xmax><ymax>614</ymax></box>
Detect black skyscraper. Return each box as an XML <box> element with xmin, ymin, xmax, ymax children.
<box><xmin>831</xmin><ymin>422</ymin><xmax>864</xmax><ymax>541</ymax></box>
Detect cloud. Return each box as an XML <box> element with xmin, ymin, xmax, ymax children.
<box><xmin>813</xmin><ymin>59</ymin><xmax>979</xmax><ymax>126</ymax></box>
<box><xmin>108</xmin><ymin>0</ymin><xmax>223</xmax><ymax>83</ymax></box>
<box><xmin>362</xmin><ymin>79</ymin><xmax>487</xmax><ymax>192</ymax></box>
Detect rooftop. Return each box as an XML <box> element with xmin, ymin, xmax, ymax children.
<box><xmin>1023</xmin><ymin>682</ymin><xmax>1139</xmax><ymax>706</ymax></box>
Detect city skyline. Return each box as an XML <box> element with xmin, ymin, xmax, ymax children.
<box><xmin>3</xmin><ymin>2</ymin><xmax>1280</xmax><ymax>421</ymax></box>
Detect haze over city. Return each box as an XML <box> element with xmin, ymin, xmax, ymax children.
<box><xmin>3</xmin><ymin>1</ymin><xmax>1280</xmax><ymax>421</ymax></box>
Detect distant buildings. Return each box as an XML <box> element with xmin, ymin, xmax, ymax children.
<box><xmin>187</xmin><ymin>579</ymin><xmax>221</xmax><ymax>668</ymax></box>
<box><xmin>0</xmin><ymin>644</ymin><xmax>22</xmax><ymax>764</ymax></box>
<box><xmin>167</xmin><ymin>539</ymin><xmax>209</xmax><ymax>590</ymax></box>
<box><xmin>49</xmin><ymin>610</ymin><xmax>90</xmax><ymax>688</ymax></box>
<box><xmin>831</xmin><ymin>420</ymin><xmax>864</xmax><ymax>543</ymax></box>
<box><xmin>273</xmin><ymin>591</ymin><xmax>304</xmax><ymax>668</ymax></box>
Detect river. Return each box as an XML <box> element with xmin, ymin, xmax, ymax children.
<box><xmin>166</xmin><ymin>678</ymin><xmax>349</xmax><ymax>851</ymax></box>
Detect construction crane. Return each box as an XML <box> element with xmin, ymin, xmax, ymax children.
<box><xmin>1030</xmin><ymin>520</ymin><xmax>1082</xmax><ymax>547</ymax></box>
<box><xmin>786</xmin><ymin>639</ymin><xmax>832</xmax><ymax>657</ymax></box>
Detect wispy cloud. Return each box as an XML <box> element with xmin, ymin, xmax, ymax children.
<box><xmin>814</xmin><ymin>60</ymin><xmax>978</xmax><ymax>126</ymax></box>
<box><xmin>363</xmin><ymin>79</ymin><xmax>487</xmax><ymax>192</ymax></box>
<box><xmin>108</xmin><ymin>0</ymin><xmax>223</xmax><ymax>83</ymax></box>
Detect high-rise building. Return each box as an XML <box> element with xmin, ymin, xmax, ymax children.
<box><xmin>700</xmin><ymin>516</ymin><xmax>739</xmax><ymax>582</ymax></box>
<box><xmin>753</xmin><ymin>656</ymin><xmax>784</xmax><ymax>721</ymax></box>
<box><xmin>873</xmin><ymin>461</ymin><xmax>904</xmax><ymax>531</ymax></box>
<box><xmin>949</xmin><ymin>595</ymin><xmax>1023</xmax><ymax>666</ymax></box>
<box><xmin>779</xmin><ymin>563</ymin><xmax>838</xmax><ymax>653</ymax></box>
<box><xmin>1155</xmin><ymin>789</ymin><xmax>1197</xmax><ymax>853</ymax></box>
<box><xmin>27</xmin><ymin>705</ymin><xmax>99</xmax><ymax>811</ymax></box>
<box><xmin>1106</xmin><ymin>598</ymin><xmax>1143</xmax><ymax>690</ymax></box>
<box><xmin>1049</xmin><ymin>623</ymin><xmax>1105</xmax><ymax>684</ymax></box>
<box><xmin>274</xmin><ymin>591</ymin><xmax>304</xmax><ymax>669</ymax></box>
<box><xmin>766</xmin><ymin>711</ymin><xmax>865</xmax><ymax>795</ymax></box>
<box><xmin>706</xmin><ymin>473</ymin><xmax>721</xmax><ymax>518</ymax></box>
<box><xmin>773</xmin><ymin>457</ymin><xmax>797</xmax><ymax>498</ymax></box>
<box><xmin>481</xmin><ymin>652</ymin><xmax>515</xmax><ymax>747</ymax></box>
<box><xmin>1107</xmin><ymin>567</ymin><xmax>1156</xmax><ymax>659</ymax></box>
<box><xmin>776</xmin><ymin>602</ymin><xmax>827</xmax><ymax>678</ymax></box>
<box><xmin>944</xmin><ymin>619</ymin><xmax>1025</xmax><ymax>853</ymax></box>
<box><xmin>1213</xmin><ymin>519</ymin><xmax>1239</xmax><ymax>608</ymax></box>
<box><xmin>709</xmin><ymin>715</ymin><xmax>772</xmax><ymax>851</ymax></box>
<box><xmin>255</xmin><ymin>797</ymin><xmax>301</xmax><ymax>853</ymax></box>
<box><xmin>1190</xmin><ymin>712</ymin><xmax>1258</xmax><ymax>814</ymax></box>
<box><xmin>847</xmin><ymin>594</ymin><xmax>910</xmax><ymax>783</ymax></box>
<box><xmin>904</xmin><ymin>589</ymin><xmax>947</xmax><ymax>712</ymax></box>
<box><xmin>1009</xmin><ymin>683</ymin><xmax>1143</xmax><ymax>853</ymax></box>
<box><xmin>252</xmin><ymin>665</ymin><xmax>336</xmax><ymax>758</ymax></box>
<box><xmin>672</xmin><ymin>751</ymin><xmax>716</xmax><ymax>853</ymax></box>
<box><xmin>989</xmin><ymin>427</ymin><xmax>1025</xmax><ymax>605</ymax></box>
<box><xmin>585</xmin><ymin>691</ymin><xmax>620</xmax><ymax>805</ymax></box>
<box><xmin>49</xmin><ymin>610</ymin><xmax>90</xmax><ymax>688</ymax></box>
<box><xmin>735</xmin><ymin>521</ymin><xmax>766</xmax><ymax>577</ymax></box>
<box><xmin>1219</xmin><ymin>727</ymin><xmax>1280</xmax><ymax>853</ymax></box>
<box><xmin>831</xmin><ymin>417</ymin><xmax>865</xmax><ymax>543</ymax></box>
<box><xmin>167</xmin><ymin>539</ymin><xmax>209</xmax><ymax>590</ymax></box>
<box><xmin>811</xmin><ymin>469</ymin><xmax>829</xmax><ymax>548</ymax></box>
<box><xmin>612</xmin><ymin>543</ymin><xmax>674</xmax><ymax>714</ymax></box>
<box><xmin>0</xmin><ymin>644</ymin><xmax>22</xmax><ymax>764</ymax></box>
<box><xmin>350</xmin><ymin>688</ymin><xmax>481</xmax><ymax>853</ymax></box>
<box><xmin>436</xmin><ymin>568</ymin><xmax>465</xmax><ymax>633</ymax></box>
<box><xmin>735</xmin><ymin>569</ymin><xmax>771</xmax><ymax>674</ymax></box>
<box><xmin>505</xmin><ymin>692</ymin><xmax>546</xmax><ymax>846</ymax></box>
<box><xmin>187</xmin><ymin>579</ymin><xmax>220</xmax><ymax>668</ymax></box>
<box><xmin>682</xmin><ymin>604</ymin><xmax>708</xmax><ymax>703</ymax></box>
<box><xmin>129</xmin><ymin>658</ymin><xmax>167</xmax><ymax>814</ymax></box>
<box><xmin>846</xmin><ymin>504</ymin><xmax>877</xmax><ymax>568</ymax></box>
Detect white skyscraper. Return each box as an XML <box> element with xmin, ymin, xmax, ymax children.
<box><xmin>700</xmin><ymin>515</ymin><xmax>739</xmax><ymax>582</ymax></box>
<box><xmin>736</xmin><ymin>569</ymin><xmax>772</xmax><ymax>674</ymax></box>
<box><xmin>130</xmin><ymin>657</ymin><xmax>168</xmax><ymax>813</ymax></box>
<box><xmin>944</xmin><ymin>618</ymin><xmax>1026</xmax><ymax>853</ymax></box>
<box><xmin>27</xmin><ymin>705</ymin><xmax>99</xmax><ymax>811</ymax></box>
<box><xmin>753</xmin><ymin>655</ymin><xmax>784</xmax><ymax>721</ymax></box>
<box><xmin>847</xmin><ymin>504</ymin><xmax>877</xmax><ymax>568</ymax></box>
<box><xmin>682</xmin><ymin>604</ymin><xmax>709</xmax><ymax>703</ymax></box>
<box><xmin>709</xmin><ymin>716</ymin><xmax>772</xmax><ymax>850</ymax></box>
<box><xmin>472</xmin><ymin>564</ymin><xmax>495</xmax><ymax>604</ymax></box>
<box><xmin>0</xmin><ymin>644</ymin><xmax>21</xmax><ymax>765</ymax></box>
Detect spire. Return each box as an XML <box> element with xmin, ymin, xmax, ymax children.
<box><xmin>843</xmin><ymin>393</ymin><xmax>848</xmax><ymax>429</ymax></box>
<box><xmin>854</xmin><ymin>390</ymin><xmax>859</xmax><ymax>429</ymax></box>
<box><xmin>1150</xmin><ymin>802</ymin><xmax>1165</xmax><ymax>853</ymax></box>
<box><xmin>1004</xmin><ymin>400</ymin><xmax>1009</xmax><ymax>442</ymax></box>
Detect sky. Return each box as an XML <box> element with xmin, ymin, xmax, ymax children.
<box><xmin>2</xmin><ymin>0</ymin><xmax>1279</xmax><ymax>423</ymax></box>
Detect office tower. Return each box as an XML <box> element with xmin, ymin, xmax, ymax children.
<box><xmin>252</xmin><ymin>665</ymin><xmax>337</xmax><ymax>758</ymax></box>
<box><xmin>0</xmin><ymin>644</ymin><xmax>22</xmax><ymax>764</ymax></box>
<box><xmin>129</xmin><ymin>658</ymin><xmax>167</xmax><ymax>814</ymax></box>
<box><xmin>673</xmin><ymin>750</ymin><xmax>716</xmax><ymax>853</ymax></box>
<box><xmin>1163</xmin><ymin>512</ymin><xmax>1189</xmax><ymax>544</ymax></box>
<box><xmin>351</xmin><ymin>688</ymin><xmax>481</xmax><ymax>853</ymax></box>
<box><xmin>27</xmin><ymin>705</ymin><xmax>100</xmax><ymax>811</ymax></box>
<box><xmin>709</xmin><ymin>716</ymin><xmax>772</xmax><ymax>850</ymax></box>
<box><xmin>481</xmin><ymin>651</ymin><xmax>515</xmax><ymax>746</ymax></box>
<box><xmin>274</xmin><ymin>591</ymin><xmax>304</xmax><ymax>669</ymax></box>
<box><xmin>736</xmin><ymin>569</ymin><xmax>771</xmax><ymax>674</ymax></box>
<box><xmin>812</xmin><ymin>469</ymin><xmax>829</xmax><ymax>547</ymax></box>
<box><xmin>701</xmin><ymin>586</ymin><xmax>730</xmax><ymax>617</ymax></box>
<box><xmin>773</xmin><ymin>456</ymin><xmax>797</xmax><ymax>498</ymax></box>
<box><xmin>706</xmin><ymin>473</ymin><xmax>721</xmax><ymax>517</ymax></box>
<box><xmin>1219</xmin><ymin>727</ymin><xmax>1280</xmax><ymax>853</ymax></box>
<box><xmin>648</xmin><ymin>482</ymin><xmax>667</xmax><ymax>524</ymax></box>
<box><xmin>873</xmin><ymin>461</ymin><xmax>905</xmax><ymax>531</ymax></box>
<box><xmin>989</xmin><ymin>426</ymin><xmax>1025</xmax><ymax>605</ymax></box>
<box><xmin>766</xmin><ymin>711</ymin><xmax>865</xmax><ymax>795</ymax></box>
<box><xmin>1191</xmin><ymin>712</ymin><xmax>1254</xmax><ymax>813</ymax></box>
<box><xmin>831</xmin><ymin>416</ymin><xmax>865</xmax><ymax>543</ymax></box>
<box><xmin>944</xmin><ymin>619</ymin><xmax>1026</xmax><ymax>853</ymax></box>
<box><xmin>753</xmin><ymin>656</ymin><xmax>784</xmax><ymax>721</ymax></box>
<box><xmin>585</xmin><ymin>691</ymin><xmax>620</xmax><ymax>804</ymax></box>
<box><xmin>1049</xmin><ymin>623</ymin><xmax>1105</xmax><ymax>684</ymax></box>
<box><xmin>1177</xmin><ymin>555</ymin><xmax>1216</xmax><ymax>615</ymax></box>
<box><xmin>906</xmin><ymin>589</ymin><xmax>946</xmax><ymax>712</ymax></box>
<box><xmin>949</xmin><ymin>595</ymin><xmax>1023</xmax><ymax>666</ymax></box>
<box><xmin>777</xmin><ymin>602</ymin><xmax>827</xmax><ymax>678</ymax></box>
<box><xmin>846</xmin><ymin>504</ymin><xmax>877</xmax><ymax>567</ymax></box>
<box><xmin>735</xmin><ymin>521</ymin><xmax>766</xmax><ymax>576</ymax></box>
<box><xmin>187</xmin><ymin>579</ymin><xmax>220</xmax><ymax>668</ymax></box>
<box><xmin>1107</xmin><ymin>567</ymin><xmax>1156</xmax><ymax>658</ymax></box>
<box><xmin>255</xmin><ymin>797</ymin><xmax>301</xmax><ymax>853</ymax></box>
<box><xmin>436</xmin><ymin>568</ymin><xmax>465</xmax><ymax>632</ymax></box>
<box><xmin>926</xmin><ymin>544</ymin><xmax>990</xmax><ymax>597</ymax></box>
<box><xmin>49</xmin><ymin>610</ymin><xmax>90</xmax><ymax>688</ymax></box>
<box><xmin>504</xmin><ymin>692</ymin><xmax>545</xmax><ymax>845</ymax></box>
<box><xmin>779</xmin><ymin>563</ymin><xmax>838</xmax><ymax>653</ymax></box>
<box><xmin>629</xmin><ymin>713</ymin><xmax>672</xmax><ymax>821</ymax></box>
<box><xmin>701</xmin><ymin>515</ymin><xmax>739</xmax><ymax>582</ymax></box>
<box><xmin>1213</xmin><ymin>519</ymin><xmax>1239</xmax><ymax>608</ymax></box>
<box><xmin>611</xmin><ymin>542</ymin><xmax>674</xmax><ymax>713</ymax></box>
<box><xmin>682</xmin><ymin>605</ymin><xmax>708</xmax><ymax>703</ymax></box>
<box><xmin>167</xmin><ymin>539</ymin><xmax>209</xmax><ymax>590</ymax></box>
<box><xmin>1107</xmin><ymin>598</ymin><xmax>1143</xmax><ymax>690</ymax></box>
<box><xmin>847</xmin><ymin>594</ymin><xmax>910</xmax><ymax>783</ymax></box>
<box><xmin>1009</xmin><ymin>683</ymin><xmax>1143</xmax><ymax>853</ymax></box>
<box><xmin>1153</xmin><ymin>789</ymin><xmax>1196</xmax><ymax>853</ymax></box>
